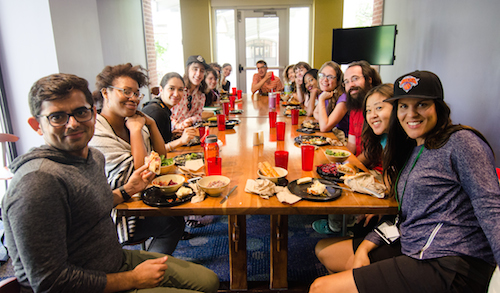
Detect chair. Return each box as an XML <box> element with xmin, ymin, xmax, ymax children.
<box><xmin>0</xmin><ymin>134</ymin><xmax>19</xmax><ymax>181</ymax></box>
<box><xmin>0</xmin><ymin>277</ymin><xmax>20</xmax><ymax>293</ymax></box>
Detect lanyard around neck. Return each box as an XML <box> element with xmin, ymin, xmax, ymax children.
<box><xmin>394</xmin><ymin>145</ymin><xmax>424</xmax><ymax>211</ymax></box>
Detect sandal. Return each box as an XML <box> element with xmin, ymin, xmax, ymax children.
<box><xmin>186</xmin><ymin>219</ymin><xmax>204</xmax><ymax>228</ymax></box>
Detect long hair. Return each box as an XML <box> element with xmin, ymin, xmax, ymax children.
<box><xmin>283</xmin><ymin>64</ymin><xmax>295</xmax><ymax>84</ymax></box>
<box><xmin>319</xmin><ymin>61</ymin><xmax>345</xmax><ymax>112</ymax></box>
<box><xmin>361</xmin><ymin>83</ymin><xmax>393</xmax><ymax>169</ymax></box>
<box><xmin>383</xmin><ymin>99</ymin><xmax>493</xmax><ymax>198</ymax></box>
<box><xmin>302</xmin><ymin>69</ymin><xmax>318</xmax><ymax>95</ymax></box>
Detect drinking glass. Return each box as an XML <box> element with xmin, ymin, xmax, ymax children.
<box><xmin>217</xmin><ymin>114</ymin><xmax>226</xmax><ymax>131</ymax></box>
<box><xmin>206</xmin><ymin>157</ymin><xmax>222</xmax><ymax>175</ymax></box>
<box><xmin>222</xmin><ymin>102</ymin><xmax>230</xmax><ymax>116</ymax></box>
<box><xmin>274</xmin><ymin>150</ymin><xmax>289</xmax><ymax>169</ymax></box>
<box><xmin>291</xmin><ymin>109</ymin><xmax>299</xmax><ymax>125</ymax></box>
<box><xmin>301</xmin><ymin>145</ymin><xmax>315</xmax><ymax>171</ymax></box>
<box><xmin>276</xmin><ymin>122</ymin><xmax>286</xmax><ymax>141</ymax></box>
<box><xmin>269</xmin><ymin>111</ymin><xmax>277</xmax><ymax>128</ymax></box>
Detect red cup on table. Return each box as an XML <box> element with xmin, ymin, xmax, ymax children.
<box><xmin>301</xmin><ymin>145</ymin><xmax>315</xmax><ymax>171</ymax></box>
<box><xmin>274</xmin><ymin>150</ymin><xmax>289</xmax><ymax>170</ymax></box>
<box><xmin>222</xmin><ymin>102</ymin><xmax>230</xmax><ymax>116</ymax></box>
<box><xmin>269</xmin><ymin>111</ymin><xmax>277</xmax><ymax>128</ymax></box>
<box><xmin>229</xmin><ymin>95</ymin><xmax>236</xmax><ymax>109</ymax></box>
<box><xmin>276</xmin><ymin>121</ymin><xmax>286</xmax><ymax>141</ymax></box>
<box><xmin>237</xmin><ymin>90</ymin><xmax>242</xmax><ymax>100</ymax></box>
<box><xmin>232</xmin><ymin>87</ymin><xmax>237</xmax><ymax>95</ymax></box>
<box><xmin>291</xmin><ymin>109</ymin><xmax>299</xmax><ymax>125</ymax></box>
<box><xmin>276</xmin><ymin>92</ymin><xmax>281</xmax><ymax>107</ymax></box>
<box><xmin>206</xmin><ymin>157</ymin><xmax>222</xmax><ymax>175</ymax></box>
<box><xmin>199</xmin><ymin>126</ymin><xmax>209</xmax><ymax>147</ymax></box>
<box><xmin>217</xmin><ymin>114</ymin><xmax>226</xmax><ymax>131</ymax></box>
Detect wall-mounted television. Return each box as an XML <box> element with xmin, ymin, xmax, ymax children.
<box><xmin>331</xmin><ymin>25</ymin><xmax>397</xmax><ymax>65</ymax></box>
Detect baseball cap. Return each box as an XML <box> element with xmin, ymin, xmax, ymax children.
<box><xmin>385</xmin><ymin>70</ymin><xmax>444</xmax><ymax>102</ymax></box>
<box><xmin>186</xmin><ymin>55</ymin><xmax>210</xmax><ymax>69</ymax></box>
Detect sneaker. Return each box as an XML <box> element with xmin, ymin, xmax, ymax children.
<box><xmin>312</xmin><ymin>219</ymin><xmax>335</xmax><ymax>235</ymax></box>
<box><xmin>328</xmin><ymin>220</ymin><xmax>342</xmax><ymax>233</ymax></box>
<box><xmin>185</xmin><ymin>219</ymin><xmax>204</xmax><ymax>228</ymax></box>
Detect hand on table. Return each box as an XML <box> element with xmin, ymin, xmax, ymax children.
<box><xmin>132</xmin><ymin>256</ymin><xmax>169</xmax><ymax>289</ymax></box>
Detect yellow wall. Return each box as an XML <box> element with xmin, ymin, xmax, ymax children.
<box><xmin>312</xmin><ymin>0</ymin><xmax>343</xmax><ymax>68</ymax></box>
<box><xmin>180</xmin><ymin>0</ymin><xmax>343</xmax><ymax>67</ymax></box>
<box><xmin>179</xmin><ymin>0</ymin><xmax>212</xmax><ymax>65</ymax></box>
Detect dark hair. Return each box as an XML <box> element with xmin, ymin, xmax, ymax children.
<box><xmin>202</xmin><ymin>67</ymin><xmax>218</xmax><ymax>95</ymax></box>
<box><xmin>302</xmin><ymin>69</ymin><xmax>319</xmax><ymax>94</ymax></box>
<box><xmin>319</xmin><ymin>61</ymin><xmax>345</xmax><ymax>103</ymax></box>
<box><xmin>160</xmin><ymin>72</ymin><xmax>184</xmax><ymax>89</ymax></box>
<box><xmin>95</xmin><ymin>63</ymin><xmax>148</xmax><ymax>91</ymax></box>
<box><xmin>361</xmin><ymin>83</ymin><xmax>393</xmax><ymax>169</ymax></box>
<box><xmin>222</xmin><ymin>63</ymin><xmax>231</xmax><ymax>69</ymax></box>
<box><xmin>383</xmin><ymin>98</ymin><xmax>493</xmax><ymax>198</ymax></box>
<box><xmin>256</xmin><ymin>60</ymin><xmax>267</xmax><ymax>67</ymax></box>
<box><xmin>29</xmin><ymin>73</ymin><xmax>93</xmax><ymax>117</ymax></box>
<box><xmin>346</xmin><ymin>60</ymin><xmax>382</xmax><ymax>88</ymax></box>
<box><xmin>293</xmin><ymin>62</ymin><xmax>311</xmax><ymax>73</ymax></box>
<box><xmin>183</xmin><ymin>62</ymin><xmax>206</xmax><ymax>91</ymax></box>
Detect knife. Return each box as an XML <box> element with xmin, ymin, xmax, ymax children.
<box><xmin>220</xmin><ymin>185</ymin><xmax>237</xmax><ymax>204</ymax></box>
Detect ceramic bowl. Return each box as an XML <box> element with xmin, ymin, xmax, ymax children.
<box><xmin>197</xmin><ymin>175</ymin><xmax>230</xmax><ymax>196</ymax></box>
<box><xmin>324</xmin><ymin>149</ymin><xmax>351</xmax><ymax>163</ymax></box>
<box><xmin>152</xmin><ymin>174</ymin><xmax>186</xmax><ymax>193</ymax></box>
<box><xmin>257</xmin><ymin>167</ymin><xmax>288</xmax><ymax>183</ymax></box>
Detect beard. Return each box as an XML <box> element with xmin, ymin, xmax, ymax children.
<box><xmin>346</xmin><ymin>85</ymin><xmax>368</xmax><ymax>110</ymax></box>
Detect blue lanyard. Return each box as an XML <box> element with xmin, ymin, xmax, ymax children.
<box><xmin>394</xmin><ymin>145</ymin><xmax>424</xmax><ymax>212</ymax></box>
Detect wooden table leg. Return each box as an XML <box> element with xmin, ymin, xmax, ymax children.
<box><xmin>270</xmin><ymin>214</ymin><xmax>288</xmax><ymax>289</ymax></box>
<box><xmin>228</xmin><ymin>215</ymin><xmax>247</xmax><ymax>290</ymax></box>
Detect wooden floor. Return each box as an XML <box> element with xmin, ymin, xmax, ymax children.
<box><xmin>218</xmin><ymin>281</ymin><xmax>310</xmax><ymax>292</ymax></box>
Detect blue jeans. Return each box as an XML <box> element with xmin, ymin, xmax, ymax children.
<box><xmin>128</xmin><ymin>216</ymin><xmax>185</xmax><ymax>255</ymax></box>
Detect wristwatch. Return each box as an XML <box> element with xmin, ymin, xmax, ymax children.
<box><xmin>119</xmin><ymin>186</ymin><xmax>132</xmax><ymax>201</ymax></box>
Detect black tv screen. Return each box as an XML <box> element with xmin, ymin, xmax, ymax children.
<box><xmin>331</xmin><ymin>25</ymin><xmax>397</xmax><ymax>65</ymax></box>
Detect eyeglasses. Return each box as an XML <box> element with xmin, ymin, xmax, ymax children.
<box><xmin>187</xmin><ymin>95</ymin><xmax>193</xmax><ymax>111</ymax></box>
<box><xmin>318</xmin><ymin>73</ymin><xmax>337</xmax><ymax>81</ymax></box>
<box><xmin>38</xmin><ymin>107</ymin><xmax>94</xmax><ymax>127</ymax></box>
<box><xmin>342</xmin><ymin>75</ymin><xmax>363</xmax><ymax>86</ymax></box>
<box><xmin>108</xmin><ymin>86</ymin><xmax>144</xmax><ymax>101</ymax></box>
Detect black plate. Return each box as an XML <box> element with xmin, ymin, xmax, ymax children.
<box><xmin>294</xmin><ymin>135</ymin><xmax>329</xmax><ymax>146</ymax></box>
<box><xmin>296</xmin><ymin>128</ymin><xmax>316</xmax><ymax>134</ymax></box>
<box><xmin>229</xmin><ymin>109</ymin><xmax>243</xmax><ymax>114</ymax></box>
<box><xmin>316</xmin><ymin>164</ymin><xmax>344</xmax><ymax>183</ymax></box>
<box><xmin>141</xmin><ymin>185</ymin><xmax>194</xmax><ymax>207</ymax></box>
<box><xmin>173</xmin><ymin>152</ymin><xmax>204</xmax><ymax>166</ymax></box>
<box><xmin>288</xmin><ymin>179</ymin><xmax>342</xmax><ymax>201</ymax></box>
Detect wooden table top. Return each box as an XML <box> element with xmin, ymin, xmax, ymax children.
<box><xmin>116</xmin><ymin>94</ymin><xmax>397</xmax><ymax>217</ymax></box>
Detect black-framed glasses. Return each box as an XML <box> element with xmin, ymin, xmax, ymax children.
<box><xmin>38</xmin><ymin>107</ymin><xmax>94</xmax><ymax>127</ymax></box>
<box><xmin>342</xmin><ymin>75</ymin><xmax>362</xmax><ymax>87</ymax></box>
<box><xmin>318</xmin><ymin>73</ymin><xmax>337</xmax><ymax>81</ymax></box>
<box><xmin>187</xmin><ymin>95</ymin><xmax>193</xmax><ymax>111</ymax></box>
<box><xmin>108</xmin><ymin>86</ymin><xmax>145</xmax><ymax>101</ymax></box>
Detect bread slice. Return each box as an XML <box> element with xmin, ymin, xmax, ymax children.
<box><xmin>145</xmin><ymin>151</ymin><xmax>161</xmax><ymax>175</ymax></box>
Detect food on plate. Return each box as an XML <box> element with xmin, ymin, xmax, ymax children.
<box><xmin>145</xmin><ymin>151</ymin><xmax>161</xmax><ymax>174</ymax></box>
<box><xmin>174</xmin><ymin>152</ymin><xmax>204</xmax><ymax>165</ymax></box>
<box><xmin>258</xmin><ymin>161</ymin><xmax>280</xmax><ymax>177</ymax></box>
<box><xmin>207</xmin><ymin>180</ymin><xmax>226</xmax><ymax>188</ymax></box>
<box><xmin>285</xmin><ymin>109</ymin><xmax>306</xmax><ymax>116</ymax></box>
<box><xmin>156</xmin><ymin>179</ymin><xmax>177</xmax><ymax>186</ymax></box>
<box><xmin>176</xmin><ymin>186</ymin><xmax>193</xmax><ymax>198</ymax></box>
<box><xmin>207</xmin><ymin>117</ymin><xmax>217</xmax><ymax>122</ymax></box>
<box><xmin>337</xmin><ymin>163</ymin><xmax>357</xmax><ymax>175</ymax></box>
<box><xmin>302</xmin><ymin>120</ymin><xmax>319</xmax><ymax>129</ymax></box>
<box><xmin>325</xmin><ymin>149</ymin><xmax>350</xmax><ymax>157</ymax></box>
<box><xmin>298</xmin><ymin>135</ymin><xmax>327</xmax><ymax>145</ymax></box>
<box><xmin>318</xmin><ymin>163</ymin><xmax>341</xmax><ymax>177</ymax></box>
<box><xmin>307</xmin><ymin>180</ymin><xmax>327</xmax><ymax>196</ymax></box>
<box><xmin>297</xmin><ymin>177</ymin><xmax>313</xmax><ymax>185</ymax></box>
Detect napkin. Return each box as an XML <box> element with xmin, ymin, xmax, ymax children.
<box><xmin>245</xmin><ymin>179</ymin><xmax>278</xmax><ymax>199</ymax></box>
<box><xmin>188</xmin><ymin>182</ymin><xmax>206</xmax><ymax>203</ymax></box>
<box><xmin>341</xmin><ymin>172</ymin><xmax>386</xmax><ymax>198</ymax></box>
<box><xmin>276</xmin><ymin>187</ymin><xmax>302</xmax><ymax>204</ymax></box>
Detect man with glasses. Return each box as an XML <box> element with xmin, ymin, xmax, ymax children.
<box><xmin>251</xmin><ymin>60</ymin><xmax>284</xmax><ymax>95</ymax></box>
<box><xmin>343</xmin><ymin>60</ymin><xmax>382</xmax><ymax>155</ymax></box>
<box><xmin>2</xmin><ymin>73</ymin><xmax>219</xmax><ymax>292</ymax></box>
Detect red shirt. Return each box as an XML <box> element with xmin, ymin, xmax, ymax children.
<box><xmin>348</xmin><ymin>109</ymin><xmax>364</xmax><ymax>155</ymax></box>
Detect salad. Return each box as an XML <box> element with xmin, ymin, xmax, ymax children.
<box><xmin>160</xmin><ymin>155</ymin><xmax>174</xmax><ymax>166</ymax></box>
<box><xmin>325</xmin><ymin>150</ymin><xmax>350</xmax><ymax>157</ymax></box>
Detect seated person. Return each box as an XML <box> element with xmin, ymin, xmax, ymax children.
<box><xmin>303</xmin><ymin>68</ymin><xmax>320</xmax><ymax>117</ymax></box>
<box><xmin>142</xmin><ymin>72</ymin><xmax>197</xmax><ymax>151</ymax></box>
<box><xmin>220</xmin><ymin>63</ymin><xmax>232</xmax><ymax>93</ymax></box>
<box><xmin>89</xmin><ymin>63</ymin><xmax>184</xmax><ymax>255</ymax></box>
<box><xmin>311</xmin><ymin>71</ymin><xmax>500</xmax><ymax>293</ymax></box>
<box><xmin>251</xmin><ymin>60</ymin><xmax>284</xmax><ymax>95</ymax></box>
<box><xmin>293</xmin><ymin>61</ymin><xmax>311</xmax><ymax>103</ymax></box>
<box><xmin>171</xmin><ymin>55</ymin><xmax>209</xmax><ymax>130</ymax></box>
<box><xmin>313</xmin><ymin>61</ymin><xmax>349</xmax><ymax>135</ymax></box>
<box><xmin>202</xmin><ymin>67</ymin><xmax>221</xmax><ymax>107</ymax></box>
<box><xmin>3</xmin><ymin>73</ymin><xmax>219</xmax><ymax>292</ymax></box>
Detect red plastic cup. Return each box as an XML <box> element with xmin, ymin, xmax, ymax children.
<box><xmin>237</xmin><ymin>90</ymin><xmax>242</xmax><ymax>100</ymax></box>
<box><xmin>229</xmin><ymin>95</ymin><xmax>236</xmax><ymax>109</ymax></box>
<box><xmin>291</xmin><ymin>109</ymin><xmax>299</xmax><ymax>125</ymax></box>
<box><xmin>206</xmin><ymin>157</ymin><xmax>222</xmax><ymax>175</ymax></box>
<box><xmin>232</xmin><ymin>87</ymin><xmax>237</xmax><ymax>95</ymax></box>
<box><xmin>269</xmin><ymin>111</ymin><xmax>277</xmax><ymax>128</ymax></box>
<box><xmin>199</xmin><ymin>126</ymin><xmax>208</xmax><ymax>147</ymax></box>
<box><xmin>276</xmin><ymin>122</ymin><xmax>286</xmax><ymax>141</ymax></box>
<box><xmin>276</xmin><ymin>92</ymin><xmax>281</xmax><ymax>106</ymax></box>
<box><xmin>222</xmin><ymin>102</ymin><xmax>230</xmax><ymax>116</ymax></box>
<box><xmin>217</xmin><ymin>114</ymin><xmax>226</xmax><ymax>131</ymax></box>
<box><xmin>274</xmin><ymin>150</ymin><xmax>289</xmax><ymax>170</ymax></box>
<box><xmin>301</xmin><ymin>145</ymin><xmax>315</xmax><ymax>171</ymax></box>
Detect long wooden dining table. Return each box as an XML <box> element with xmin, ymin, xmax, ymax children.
<box><xmin>116</xmin><ymin>93</ymin><xmax>398</xmax><ymax>291</ymax></box>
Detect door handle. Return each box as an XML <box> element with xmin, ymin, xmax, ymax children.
<box><xmin>239</xmin><ymin>64</ymin><xmax>244</xmax><ymax>73</ymax></box>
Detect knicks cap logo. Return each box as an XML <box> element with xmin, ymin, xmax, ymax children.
<box><xmin>399</xmin><ymin>75</ymin><xmax>419</xmax><ymax>92</ymax></box>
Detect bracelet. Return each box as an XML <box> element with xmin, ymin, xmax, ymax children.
<box><xmin>166</xmin><ymin>143</ymin><xmax>173</xmax><ymax>152</ymax></box>
<box><xmin>119</xmin><ymin>186</ymin><xmax>132</xmax><ymax>202</ymax></box>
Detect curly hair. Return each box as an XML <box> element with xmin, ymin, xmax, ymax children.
<box><xmin>95</xmin><ymin>63</ymin><xmax>149</xmax><ymax>91</ymax></box>
<box><xmin>29</xmin><ymin>73</ymin><xmax>93</xmax><ymax>117</ymax></box>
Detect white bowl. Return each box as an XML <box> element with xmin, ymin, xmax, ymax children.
<box><xmin>257</xmin><ymin>167</ymin><xmax>288</xmax><ymax>183</ymax></box>
<box><xmin>152</xmin><ymin>174</ymin><xmax>186</xmax><ymax>193</ymax></box>
<box><xmin>197</xmin><ymin>175</ymin><xmax>230</xmax><ymax>196</ymax></box>
<box><xmin>324</xmin><ymin>149</ymin><xmax>351</xmax><ymax>163</ymax></box>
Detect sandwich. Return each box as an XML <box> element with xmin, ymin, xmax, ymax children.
<box><xmin>145</xmin><ymin>151</ymin><xmax>161</xmax><ymax>175</ymax></box>
<box><xmin>337</xmin><ymin>163</ymin><xmax>357</xmax><ymax>175</ymax></box>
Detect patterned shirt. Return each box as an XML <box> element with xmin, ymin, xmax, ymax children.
<box><xmin>252</xmin><ymin>73</ymin><xmax>284</xmax><ymax>94</ymax></box>
<box><xmin>170</xmin><ymin>87</ymin><xmax>206</xmax><ymax>130</ymax></box>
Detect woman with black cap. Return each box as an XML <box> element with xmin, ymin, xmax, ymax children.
<box><xmin>310</xmin><ymin>70</ymin><xmax>500</xmax><ymax>293</ymax></box>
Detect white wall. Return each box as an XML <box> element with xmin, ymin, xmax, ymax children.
<box><xmin>380</xmin><ymin>0</ymin><xmax>500</xmax><ymax>166</ymax></box>
<box><xmin>0</xmin><ymin>0</ymin><xmax>57</xmax><ymax>155</ymax></box>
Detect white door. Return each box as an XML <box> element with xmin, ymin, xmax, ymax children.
<box><xmin>236</xmin><ymin>9</ymin><xmax>288</xmax><ymax>93</ymax></box>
